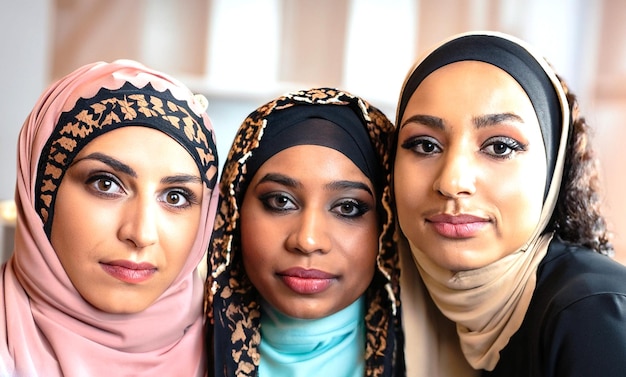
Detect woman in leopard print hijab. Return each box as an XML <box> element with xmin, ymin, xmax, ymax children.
<box><xmin>206</xmin><ymin>87</ymin><xmax>403</xmax><ymax>376</ymax></box>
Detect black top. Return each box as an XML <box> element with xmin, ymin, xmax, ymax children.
<box><xmin>485</xmin><ymin>239</ymin><xmax>626</xmax><ymax>376</ymax></box>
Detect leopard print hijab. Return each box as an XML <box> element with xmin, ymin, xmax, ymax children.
<box><xmin>205</xmin><ymin>88</ymin><xmax>403</xmax><ymax>376</ymax></box>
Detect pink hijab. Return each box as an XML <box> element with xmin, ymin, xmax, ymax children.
<box><xmin>0</xmin><ymin>60</ymin><xmax>219</xmax><ymax>376</ymax></box>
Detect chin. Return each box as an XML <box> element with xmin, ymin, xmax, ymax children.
<box><xmin>84</xmin><ymin>293</ymin><xmax>155</xmax><ymax>314</ymax></box>
<box><xmin>97</xmin><ymin>303</ymin><xmax>151</xmax><ymax>314</ymax></box>
<box><xmin>273</xmin><ymin>299</ymin><xmax>332</xmax><ymax>320</ymax></box>
<box><xmin>430</xmin><ymin>251</ymin><xmax>494</xmax><ymax>273</ymax></box>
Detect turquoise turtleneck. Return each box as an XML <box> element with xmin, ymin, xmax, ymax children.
<box><xmin>259</xmin><ymin>297</ymin><xmax>365</xmax><ymax>377</ymax></box>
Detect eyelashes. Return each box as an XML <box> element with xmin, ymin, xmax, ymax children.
<box><xmin>85</xmin><ymin>173</ymin><xmax>125</xmax><ymax>198</ymax></box>
<box><xmin>258</xmin><ymin>192</ymin><xmax>372</xmax><ymax>219</ymax></box>
<box><xmin>158</xmin><ymin>188</ymin><xmax>199</xmax><ymax>209</ymax></box>
<box><xmin>400</xmin><ymin>135</ymin><xmax>527</xmax><ymax>160</ymax></box>
<box><xmin>480</xmin><ymin>136</ymin><xmax>527</xmax><ymax>159</ymax></box>
<box><xmin>259</xmin><ymin>192</ymin><xmax>297</xmax><ymax>212</ymax></box>
<box><xmin>400</xmin><ymin>136</ymin><xmax>441</xmax><ymax>155</ymax></box>
<box><xmin>84</xmin><ymin>171</ymin><xmax>200</xmax><ymax>210</ymax></box>
<box><xmin>331</xmin><ymin>199</ymin><xmax>371</xmax><ymax>218</ymax></box>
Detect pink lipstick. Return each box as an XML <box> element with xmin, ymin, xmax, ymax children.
<box><xmin>427</xmin><ymin>213</ymin><xmax>489</xmax><ymax>239</ymax></box>
<box><xmin>101</xmin><ymin>260</ymin><xmax>157</xmax><ymax>284</ymax></box>
<box><xmin>277</xmin><ymin>267</ymin><xmax>337</xmax><ymax>295</ymax></box>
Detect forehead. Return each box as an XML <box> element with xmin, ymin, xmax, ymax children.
<box><xmin>405</xmin><ymin>61</ymin><xmax>537</xmax><ymax>121</ymax></box>
<box><xmin>418</xmin><ymin>61</ymin><xmax>528</xmax><ymax>96</ymax></box>
<box><xmin>75</xmin><ymin>126</ymin><xmax>198</xmax><ymax>172</ymax></box>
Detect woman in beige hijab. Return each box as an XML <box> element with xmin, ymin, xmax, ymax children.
<box><xmin>394</xmin><ymin>31</ymin><xmax>626</xmax><ymax>376</ymax></box>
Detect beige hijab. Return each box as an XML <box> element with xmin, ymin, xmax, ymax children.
<box><xmin>395</xmin><ymin>31</ymin><xmax>570</xmax><ymax>373</ymax></box>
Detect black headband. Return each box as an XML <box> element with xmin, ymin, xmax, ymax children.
<box><xmin>245</xmin><ymin>104</ymin><xmax>381</xmax><ymax>191</ymax></box>
<box><xmin>397</xmin><ymin>34</ymin><xmax>563</xmax><ymax>185</ymax></box>
<box><xmin>36</xmin><ymin>82</ymin><xmax>218</xmax><ymax>234</ymax></box>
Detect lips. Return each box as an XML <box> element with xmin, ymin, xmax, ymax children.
<box><xmin>100</xmin><ymin>260</ymin><xmax>157</xmax><ymax>284</ymax></box>
<box><xmin>277</xmin><ymin>267</ymin><xmax>337</xmax><ymax>295</ymax></box>
<box><xmin>427</xmin><ymin>213</ymin><xmax>489</xmax><ymax>239</ymax></box>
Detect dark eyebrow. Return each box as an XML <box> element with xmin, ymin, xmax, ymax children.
<box><xmin>72</xmin><ymin>152</ymin><xmax>136</xmax><ymax>177</ymax></box>
<box><xmin>257</xmin><ymin>173</ymin><xmax>300</xmax><ymax>189</ymax></box>
<box><xmin>256</xmin><ymin>173</ymin><xmax>374</xmax><ymax>197</ymax></box>
<box><xmin>401</xmin><ymin>113</ymin><xmax>524</xmax><ymax>130</ymax></box>
<box><xmin>327</xmin><ymin>180</ymin><xmax>374</xmax><ymax>197</ymax></box>
<box><xmin>473</xmin><ymin>113</ymin><xmax>524</xmax><ymax>128</ymax></box>
<box><xmin>72</xmin><ymin>152</ymin><xmax>202</xmax><ymax>185</ymax></box>
<box><xmin>400</xmin><ymin>114</ymin><xmax>444</xmax><ymax>130</ymax></box>
<box><xmin>161</xmin><ymin>174</ymin><xmax>202</xmax><ymax>185</ymax></box>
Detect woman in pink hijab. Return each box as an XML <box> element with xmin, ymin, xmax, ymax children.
<box><xmin>0</xmin><ymin>60</ymin><xmax>219</xmax><ymax>376</ymax></box>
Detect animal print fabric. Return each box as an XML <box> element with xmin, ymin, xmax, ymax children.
<box><xmin>206</xmin><ymin>88</ymin><xmax>403</xmax><ymax>376</ymax></box>
<box><xmin>35</xmin><ymin>82</ymin><xmax>218</xmax><ymax>233</ymax></box>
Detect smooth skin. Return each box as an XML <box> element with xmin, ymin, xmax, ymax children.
<box><xmin>241</xmin><ymin>145</ymin><xmax>379</xmax><ymax>319</ymax></box>
<box><xmin>51</xmin><ymin>126</ymin><xmax>204</xmax><ymax>314</ymax></box>
<box><xmin>394</xmin><ymin>61</ymin><xmax>547</xmax><ymax>272</ymax></box>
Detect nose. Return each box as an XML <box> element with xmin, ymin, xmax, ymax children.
<box><xmin>118</xmin><ymin>196</ymin><xmax>159</xmax><ymax>249</ymax></box>
<box><xmin>433</xmin><ymin>150</ymin><xmax>477</xmax><ymax>198</ymax></box>
<box><xmin>286</xmin><ymin>208</ymin><xmax>331</xmax><ymax>255</ymax></box>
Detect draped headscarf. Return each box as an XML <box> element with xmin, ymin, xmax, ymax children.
<box><xmin>395</xmin><ymin>31</ymin><xmax>570</xmax><ymax>372</ymax></box>
<box><xmin>206</xmin><ymin>88</ymin><xmax>403</xmax><ymax>376</ymax></box>
<box><xmin>0</xmin><ymin>59</ymin><xmax>220</xmax><ymax>377</ymax></box>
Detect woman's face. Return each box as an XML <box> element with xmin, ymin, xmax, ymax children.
<box><xmin>51</xmin><ymin>126</ymin><xmax>203</xmax><ymax>313</ymax></box>
<box><xmin>394</xmin><ymin>61</ymin><xmax>547</xmax><ymax>272</ymax></box>
<box><xmin>241</xmin><ymin>145</ymin><xmax>379</xmax><ymax>319</ymax></box>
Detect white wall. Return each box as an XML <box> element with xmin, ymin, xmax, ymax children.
<box><xmin>0</xmin><ymin>0</ymin><xmax>52</xmax><ymax>201</ymax></box>
<box><xmin>0</xmin><ymin>0</ymin><xmax>52</xmax><ymax>259</ymax></box>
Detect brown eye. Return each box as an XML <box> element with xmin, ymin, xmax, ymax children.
<box><xmin>481</xmin><ymin>136</ymin><xmax>526</xmax><ymax>159</ymax></box>
<box><xmin>159</xmin><ymin>189</ymin><xmax>195</xmax><ymax>209</ymax></box>
<box><xmin>331</xmin><ymin>199</ymin><xmax>370</xmax><ymax>218</ymax></box>
<box><xmin>492</xmin><ymin>142</ymin><xmax>509</xmax><ymax>155</ymax></box>
<box><xmin>260</xmin><ymin>192</ymin><xmax>297</xmax><ymax>212</ymax></box>
<box><xmin>95</xmin><ymin>179</ymin><xmax>114</xmax><ymax>191</ymax></box>
<box><xmin>421</xmin><ymin>141</ymin><xmax>437</xmax><ymax>153</ymax></box>
<box><xmin>166</xmin><ymin>192</ymin><xmax>182</xmax><ymax>205</ymax></box>
<box><xmin>338</xmin><ymin>202</ymin><xmax>358</xmax><ymax>216</ymax></box>
<box><xmin>87</xmin><ymin>174</ymin><xmax>124</xmax><ymax>196</ymax></box>
<box><xmin>401</xmin><ymin>136</ymin><xmax>442</xmax><ymax>155</ymax></box>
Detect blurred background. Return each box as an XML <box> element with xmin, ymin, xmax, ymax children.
<box><xmin>1</xmin><ymin>0</ymin><xmax>624</xmax><ymax>264</ymax></box>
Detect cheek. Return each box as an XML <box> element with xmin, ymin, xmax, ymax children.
<box><xmin>240</xmin><ymin>222</ymin><xmax>280</xmax><ymax>300</ymax></box>
<box><xmin>240</xmin><ymin>210</ymin><xmax>278</xmax><ymax>272</ymax></box>
<box><xmin>393</xmin><ymin>157</ymin><xmax>429</xmax><ymax>223</ymax></box>
<box><xmin>50</xmin><ymin>194</ymin><xmax>100</xmax><ymax>260</ymax></box>
<box><xmin>241</xmin><ymin>229</ymin><xmax>267</xmax><ymax>266</ymax></box>
<box><xmin>162</xmin><ymin>215</ymin><xmax>200</xmax><ymax>270</ymax></box>
<box><xmin>343</xmin><ymin>223</ymin><xmax>379</xmax><ymax>282</ymax></box>
<box><xmin>497</xmin><ymin>187</ymin><xmax>544</xmax><ymax>254</ymax></box>
<box><xmin>492</xmin><ymin>159</ymin><xmax>546</xmax><ymax>243</ymax></box>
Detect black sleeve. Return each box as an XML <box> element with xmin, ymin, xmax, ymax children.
<box><xmin>545</xmin><ymin>293</ymin><xmax>626</xmax><ymax>377</ymax></box>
